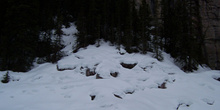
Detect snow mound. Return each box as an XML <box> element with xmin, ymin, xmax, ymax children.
<box><xmin>1</xmin><ymin>42</ymin><xmax>220</xmax><ymax>110</ymax></box>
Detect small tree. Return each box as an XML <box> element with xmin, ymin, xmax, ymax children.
<box><xmin>152</xmin><ymin>36</ymin><xmax>163</xmax><ymax>61</ymax></box>
<box><xmin>1</xmin><ymin>71</ymin><xmax>10</xmax><ymax>83</ymax></box>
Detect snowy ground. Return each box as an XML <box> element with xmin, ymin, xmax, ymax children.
<box><xmin>1</xmin><ymin>24</ymin><xmax>220</xmax><ymax>110</ymax></box>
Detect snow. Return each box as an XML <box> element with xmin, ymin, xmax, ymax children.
<box><xmin>61</xmin><ymin>23</ymin><xmax>78</xmax><ymax>55</ymax></box>
<box><xmin>1</xmin><ymin>24</ymin><xmax>220</xmax><ymax>110</ymax></box>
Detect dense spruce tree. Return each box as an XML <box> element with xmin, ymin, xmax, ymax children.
<box><xmin>75</xmin><ymin>0</ymin><xmax>88</xmax><ymax>49</ymax></box>
<box><xmin>151</xmin><ymin>0</ymin><xmax>163</xmax><ymax>61</ymax></box>
<box><xmin>0</xmin><ymin>0</ymin><xmax>8</xmax><ymax>69</ymax></box>
<box><xmin>131</xmin><ymin>0</ymin><xmax>140</xmax><ymax>49</ymax></box>
<box><xmin>161</xmin><ymin>0</ymin><xmax>204</xmax><ymax>72</ymax></box>
<box><xmin>139</xmin><ymin>0</ymin><xmax>151</xmax><ymax>54</ymax></box>
<box><xmin>0</xmin><ymin>0</ymin><xmax>73</xmax><ymax>71</ymax></box>
<box><xmin>189</xmin><ymin>0</ymin><xmax>206</xmax><ymax>65</ymax></box>
<box><xmin>0</xmin><ymin>0</ymin><xmax>40</xmax><ymax>72</ymax></box>
<box><xmin>37</xmin><ymin>0</ymin><xmax>56</xmax><ymax>63</ymax></box>
<box><xmin>52</xmin><ymin>10</ymin><xmax>64</xmax><ymax>63</ymax></box>
<box><xmin>123</xmin><ymin>0</ymin><xmax>133</xmax><ymax>53</ymax></box>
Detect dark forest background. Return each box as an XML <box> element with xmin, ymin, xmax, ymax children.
<box><xmin>0</xmin><ymin>0</ymin><xmax>206</xmax><ymax>72</ymax></box>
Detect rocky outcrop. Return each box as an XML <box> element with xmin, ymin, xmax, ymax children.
<box><xmin>200</xmin><ymin>0</ymin><xmax>220</xmax><ymax>69</ymax></box>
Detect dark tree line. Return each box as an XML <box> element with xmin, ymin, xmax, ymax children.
<box><xmin>75</xmin><ymin>0</ymin><xmax>153</xmax><ymax>54</ymax></box>
<box><xmin>0</xmin><ymin>0</ymin><xmax>76</xmax><ymax>72</ymax></box>
<box><xmin>161</xmin><ymin>0</ymin><xmax>205</xmax><ymax>71</ymax></box>
<box><xmin>0</xmin><ymin>0</ymin><xmax>205</xmax><ymax>72</ymax></box>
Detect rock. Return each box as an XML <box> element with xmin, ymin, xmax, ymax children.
<box><xmin>90</xmin><ymin>95</ymin><xmax>96</xmax><ymax>101</ymax></box>
<box><xmin>214</xmin><ymin>77</ymin><xmax>220</xmax><ymax>82</ymax></box>
<box><xmin>158</xmin><ymin>82</ymin><xmax>166</xmax><ymax>89</ymax></box>
<box><xmin>110</xmin><ymin>72</ymin><xmax>119</xmax><ymax>78</ymax></box>
<box><xmin>125</xmin><ymin>91</ymin><xmax>134</xmax><ymax>94</ymax></box>
<box><xmin>96</xmin><ymin>74</ymin><xmax>103</xmax><ymax>79</ymax></box>
<box><xmin>86</xmin><ymin>68</ymin><xmax>96</xmax><ymax>76</ymax></box>
<box><xmin>120</xmin><ymin>62</ymin><xmax>137</xmax><ymax>69</ymax></box>
<box><xmin>176</xmin><ymin>103</ymin><xmax>190</xmax><ymax>110</ymax></box>
<box><xmin>114</xmin><ymin>94</ymin><xmax>122</xmax><ymax>99</ymax></box>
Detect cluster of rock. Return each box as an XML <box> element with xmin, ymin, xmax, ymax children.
<box><xmin>57</xmin><ymin>60</ymin><xmax>137</xmax><ymax>79</ymax></box>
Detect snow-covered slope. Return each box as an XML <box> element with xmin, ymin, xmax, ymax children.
<box><xmin>0</xmin><ymin>25</ymin><xmax>220</xmax><ymax>110</ymax></box>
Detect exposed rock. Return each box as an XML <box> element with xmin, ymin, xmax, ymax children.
<box><xmin>86</xmin><ymin>68</ymin><xmax>96</xmax><ymax>76</ymax></box>
<box><xmin>158</xmin><ymin>82</ymin><xmax>166</xmax><ymax>89</ymax></box>
<box><xmin>110</xmin><ymin>72</ymin><xmax>119</xmax><ymax>78</ymax></box>
<box><xmin>96</xmin><ymin>74</ymin><xmax>103</xmax><ymax>79</ymax></box>
<box><xmin>176</xmin><ymin>103</ymin><xmax>190</xmax><ymax>110</ymax></box>
<box><xmin>214</xmin><ymin>77</ymin><xmax>220</xmax><ymax>82</ymax></box>
<box><xmin>120</xmin><ymin>62</ymin><xmax>137</xmax><ymax>69</ymax></box>
<box><xmin>113</xmin><ymin>94</ymin><xmax>122</xmax><ymax>99</ymax></box>
<box><xmin>125</xmin><ymin>91</ymin><xmax>134</xmax><ymax>94</ymax></box>
<box><xmin>90</xmin><ymin>95</ymin><xmax>96</xmax><ymax>101</ymax></box>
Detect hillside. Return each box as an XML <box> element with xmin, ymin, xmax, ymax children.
<box><xmin>1</xmin><ymin>25</ymin><xmax>220</xmax><ymax>110</ymax></box>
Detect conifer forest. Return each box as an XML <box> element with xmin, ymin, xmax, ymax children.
<box><xmin>0</xmin><ymin>0</ymin><xmax>206</xmax><ymax>72</ymax></box>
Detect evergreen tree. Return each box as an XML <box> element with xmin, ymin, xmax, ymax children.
<box><xmin>0</xmin><ymin>0</ymin><xmax>40</xmax><ymax>72</ymax></box>
<box><xmin>0</xmin><ymin>0</ymin><xmax>8</xmax><ymax>69</ymax></box>
<box><xmin>152</xmin><ymin>0</ymin><xmax>163</xmax><ymax>61</ymax></box>
<box><xmin>131</xmin><ymin>0</ymin><xmax>140</xmax><ymax>49</ymax></box>
<box><xmin>139</xmin><ymin>0</ymin><xmax>151</xmax><ymax>54</ymax></box>
<box><xmin>152</xmin><ymin>35</ymin><xmax>163</xmax><ymax>61</ymax></box>
<box><xmin>75</xmin><ymin>0</ymin><xmax>88</xmax><ymax>49</ymax></box>
<box><xmin>161</xmin><ymin>0</ymin><xmax>204</xmax><ymax>72</ymax></box>
<box><xmin>51</xmin><ymin>9</ymin><xmax>64</xmax><ymax>63</ymax></box>
<box><xmin>1</xmin><ymin>71</ymin><xmax>10</xmax><ymax>83</ymax></box>
<box><xmin>37</xmin><ymin>0</ymin><xmax>56</xmax><ymax>63</ymax></box>
<box><xmin>124</xmin><ymin>0</ymin><xmax>133</xmax><ymax>53</ymax></box>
